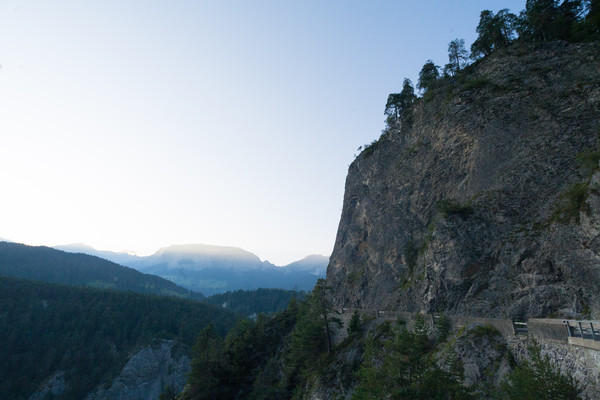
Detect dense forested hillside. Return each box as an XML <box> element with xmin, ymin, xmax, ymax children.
<box><xmin>0</xmin><ymin>242</ymin><xmax>204</xmax><ymax>300</ymax></box>
<box><xmin>205</xmin><ymin>288</ymin><xmax>306</xmax><ymax>316</ymax></box>
<box><xmin>0</xmin><ymin>275</ymin><xmax>237</xmax><ymax>400</ymax></box>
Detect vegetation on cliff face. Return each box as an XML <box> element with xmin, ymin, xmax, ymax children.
<box><xmin>181</xmin><ymin>281</ymin><xmax>341</xmax><ymax>400</ymax></box>
<box><xmin>181</xmin><ymin>298</ymin><xmax>582</xmax><ymax>399</ymax></box>
<box><xmin>353</xmin><ymin>316</ymin><xmax>472</xmax><ymax>399</ymax></box>
<box><xmin>387</xmin><ymin>0</ymin><xmax>599</xmax><ymax>131</ymax></box>
<box><xmin>500</xmin><ymin>342</ymin><xmax>581</xmax><ymax>399</ymax></box>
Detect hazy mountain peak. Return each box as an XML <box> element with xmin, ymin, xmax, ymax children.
<box><xmin>296</xmin><ymin>254</ymin><xmax>329</xmax><ymax>263</ymax></box>
<box><xmin>155</xmin><ymin>243</ymin><xmax>261</xmax><ymax>260</ymax></box>
<box><xmin>55</xmin><ymin>243</ymin><xmax>98</xmax><ymax>253</ymax></box>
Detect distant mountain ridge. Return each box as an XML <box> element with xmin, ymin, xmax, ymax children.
<box><xmin>55</xmin><ymin>243</ymin><xmax>328</xmax><ymax>295</ymax></box>
<box><xmin>144</xmin><ymin>243</ymin><xmax>274</xmax><ymax>271</ymax></box>
<box><xmin>0</xmin><ymin>241</ymin><xmax>204</xmax><ymax>300</ymax></box>
<box><xmin>283</xmin><ymin>254</ymin><xmax>330</xmax><ymax>275</ymax></box>
<box><xmin>54</xmin><ymin>243</ymin><xmax>143</xmax><ymax>266</ymax></box>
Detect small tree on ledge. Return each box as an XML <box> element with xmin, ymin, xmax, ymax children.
<box><xmin>385</xmin><ymin>78</ymin><xmax>417</xmax><ymax>128</ymax></box>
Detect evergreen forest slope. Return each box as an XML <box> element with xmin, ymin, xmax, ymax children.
<box><xmin>205</xmin><ymin>288</ymin><xmax>306</xmax><ymax>316</ymax></box>
<box><xmin>0</xmin><ymin>275</ymin><xmax>237</xmax><ymax>400</ymax></box>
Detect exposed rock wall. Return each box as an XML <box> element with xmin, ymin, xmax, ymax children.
<box><xmin>326</xmin><ymin>41</ymin><xmax>600</xmax><ymax>320</ymax></box>
<box><xmin>29</xmin><ymin>372</ymin><xmax>67</xmax><ymax>400</ymax></box>
<box><xmin>85</xmin><ymin>340</ymin><xmax>189</xmax><ymax>400</ymax></box>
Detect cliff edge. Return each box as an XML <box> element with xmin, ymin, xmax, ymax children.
<box><xmin>326</xmin><ymin>41</ymin><xmax>600</xmax><ymax>320</ymax></box>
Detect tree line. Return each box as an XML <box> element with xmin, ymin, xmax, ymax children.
<box><xmin>180</xmin><ymin>279</ymin><xmax>339</xmax><ymax>399</ymax></box>
<box><xmin>204</xmin><ymin>288</ymin><xmax>306</xmax><ymax>317</ymax></box>
<box><xmin>383</xmin><ymin>0</ymin><xmax>599</xmax><ymax>131</ymax></box>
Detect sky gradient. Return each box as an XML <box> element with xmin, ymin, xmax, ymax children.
<box><xmin>0</xmin><ymin>0</ymin><xmax>526</xmax><ymax>265</ymax></box>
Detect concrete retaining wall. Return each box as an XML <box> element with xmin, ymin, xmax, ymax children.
<box><xmin>528</xmin><ymin>318</ymin><xmax>569</xmax><ymax>344</ymax></box>
<box><xmin>568</xmin><ymin>337</ymin><xmax>600</xmax><ymax>350</ymax></box>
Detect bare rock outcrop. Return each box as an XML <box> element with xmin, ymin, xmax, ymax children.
<box><xmin>326</xmin><ymin>41</ymin><xmax>600</xmax><ymax>320</ymax></box>
<box><xmin>85</xmin><ymin>340</ymin><xmax>189</xmax><ymax>400</ymax></box>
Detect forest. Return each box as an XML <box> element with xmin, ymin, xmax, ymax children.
<box><xmin>204</xmin><ymin>288</ymin><xmax>306</xmax><ymax>316</ymax></box>
<box><xmin>0</xmin><ymin>275</ymin><xmax>237</xmax><ymax>400</ymax></box>
<box><xmin>182</xmin><ymin>281</ymin><xmax>580</xmax><ymax>400</ymax></box>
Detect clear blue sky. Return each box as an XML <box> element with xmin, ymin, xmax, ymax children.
<box><xmin>0</xmin><ymin>0</ymin><xmax>526</xmax><ymax>265</ymax></box>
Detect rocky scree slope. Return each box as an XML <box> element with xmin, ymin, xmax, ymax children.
<box><xmin>326</xmin><ymin>41</ymin><xmax>600</xmax><ymax>319</ymax></box>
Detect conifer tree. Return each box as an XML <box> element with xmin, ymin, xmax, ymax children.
<box><xmin>286</xmin><ymin>279</ymin><xmax>341</xmax><ymax>377</ymax></box>
<box><xmin>445</xmin><ymin>38</ymin><xmax>469</xmax><ymax>76</ymax></box>
<box><xmin>518</xmin><ymin>0</ymin><xmax>586</xmax><ymax>41</ymax></box>
<box><xmin>187</xmin><ymin>323</ymin><xmax>231</xmax><ymax>399</ymax></box>
<box><xmin>573</xmin><ymin>0</ymin><xmax>600</xmax><ymax>39</ymax></box>
<box><xmin>471</xmin><ymin>9</ymin><xmax>518</xmax><ymax>59</ymax></box>
<box><xmin>354</xmin><ymin>319</ymin><xmax>472</xmax><ymax>399</ymax></box>
<box><xmin>417</xmin><ymin>60</ymin><xmax>440</xmax><ymax>93</ymax></box>
<box><xmin>311</xmin><ymin>278</ymin><xmax>341</xmax><ymax>354</ymax></box>
<box><xmin>499</xmin><ymin>342</ymin><xmax>581</xmax><ymax>399</ymax></box>
<box><xmin>384</xmin><ymin>78</ymin><xmax>417</xmax><ymax>127</ymax></box>
<box><xmin>347</xmin><ymin>310</ymin><xmax>363</xmax><ymax>336</ymax></box>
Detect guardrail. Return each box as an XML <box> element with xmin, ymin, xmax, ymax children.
<box><xmin>564</xmin><ymin>320</ymin><xmax>600</xmax><ymax>341</ymax></box>
<box><xmin>563</xmin><ymin>320</ymin><xmax>600</xmax><ymax>350</ymax></box>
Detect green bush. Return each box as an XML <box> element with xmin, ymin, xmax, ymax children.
<box><xmin>436</xmin><ymin>199</ymin><xmax>474</xmax><ymax>218</ymax></box>
<box><xmin>462</xmin><ymin>77</ymin><xmax>491</xmax><ymax>90</ymax></box>
<box><xmin>362</xmin><ymin>138</ymin><xmax>381</xmax><ymax>158</ymax></box>
<box><xmin>403</xmin><ymin>241</ymin><xmax>419</xmax><ymax>271</ymax></box>
<box><xmin>469</xmin><ymin>324</ymin><xmax>501</xmax><ymax>339</ymax></box>
<box><xmin>576</xmin><ymin>151</ymin><xmax>600</xmax><ymax>173</ymax></box>
<box><xmin>550</xmin><ymin>182</ymin><xmax>589</xmax><ymax>224</ymax></box>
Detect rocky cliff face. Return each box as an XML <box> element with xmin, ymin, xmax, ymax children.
<box><xmin>327</xmin><ymin>41</ymin><xmax>600</xmax><ymax>319</ymax></box>
<box><xmin>28</xmin><ymin>340</ymin><xmax>190</xmax><ymax>400</ymax></box>
<box><xmin>85</xmin><ymin>340</ymin><xmax>189</xmax><ymax>400</ymax></box>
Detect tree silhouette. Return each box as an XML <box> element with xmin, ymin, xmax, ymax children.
<box><xmin>445</xmin><ymin>38</ymin><xmax>469</xmax><ymax>76</ymax></box>
<box><xmin>471</xmin><ymin>9</ymin><xmax>518</xmax><ymax>59</ymax></box>
<box><xmin>417</xmin><ymin>60</ymin><xmax>440</xmax><ymax>93</ymax></box>
<box><xmin>385</xmin><ymin>78</ymin><xmax>417</xmax><ymax>127</ymax></box>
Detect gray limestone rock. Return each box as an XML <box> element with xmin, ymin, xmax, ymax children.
<box><xmin>437</xmin><ymin>325</ymin><xmax>513</xmax><ymax>393</ymax></box>
<box><xmin>85</xmin><ymin>340</ymin><xmax>189</xmax><ymax>400</ymax></box>
<box><xmin>326</xmin><ymin>41</ymin><xmax>600</xmax><ymax>320</ymax></box>
<box><xmin>29</xmin><ymin>371</ymin><xmax>67</xmax><ymax>400</ymax></box>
